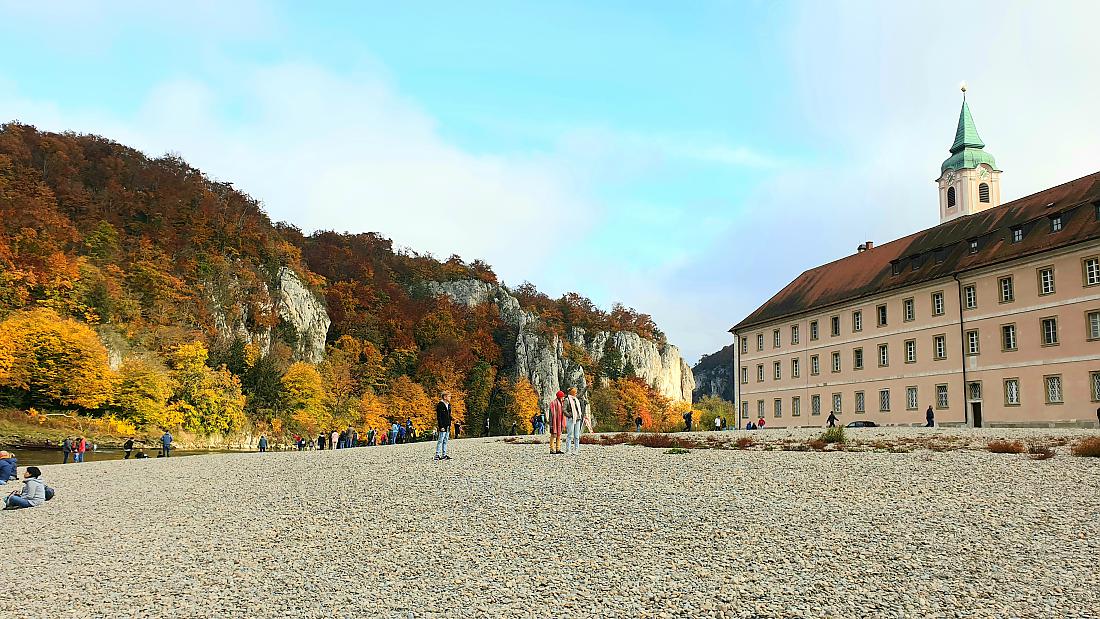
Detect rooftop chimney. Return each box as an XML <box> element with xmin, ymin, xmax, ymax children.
<box><xmin>865</xmin><ymin>240</ymin><xmax>874</xmax><ymax>250</ymax></box>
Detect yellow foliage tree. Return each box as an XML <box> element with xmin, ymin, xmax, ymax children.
<box><xmin>168</xmin><ymin>342</ymin><xmax>246</xmax><ymax>434</ymax></box>
<box><xmin>384</xmin><ymin>375</ymin><xmax>433</xmax><ymax>433</ymax></box>
<box><xmin>0</xmin><ymin>308</ymin><xmax>114</xmax><ymax>409</ymax></box>
<box><xmin>357</xmin><ymin>390</ymin><xmax>389</xmax><ymax>434</ymax></box>
<box><xmin>613</xmin><ymin>377</ymin><xmax>653</xmax><ymax>430</ymax></box>
<box><xmin>281</xmin><ymin>362</ymin><xmax>328</xmax><ymax>435</ymax></box>
<box><xmin>115</xmin><ymin>357</ymin><xmax>173</xmax><ymax>427</ymax></box>
<box><xmin>499</xmin><ymin>377</ymin><xmax>539</xmax><ymax>434</ymax></box>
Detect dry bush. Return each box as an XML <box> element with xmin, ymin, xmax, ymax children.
<box><xmin>734</xmin><ymin>436</ymin><xmax>754</xmax><ymax>450</ymax></box>
<box><xmin>1071</xmin><ymin>437</ymin><xmax>1100</xmax><ymax>457</ymax></box>
<box><xmin>987</xmin><ymin>439</ymin><xmax>1026</xmax><ymax>454</ymax></box>
<box><xmin>1027</xmin><ymin>444</ymin><xmax>1055</xmax><ymax>460</ymax></box>
<box><xmin>806</xmin><ymin>439</ymin><xmax>827</xmax><ymax>450</ymax></box>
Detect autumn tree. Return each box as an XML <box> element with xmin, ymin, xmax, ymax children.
<box><xmin>357</xmin><ymin>390</ymin><xmax>389</xmax><ymax>434</ymax></box>
<box><xmin>465</xmin><ymin>361</ymin><xmax>495</xmax><ymax>435</ymax></box>
<box><xmin>693</xmin><ymin>396</ymin><xmax>735</xmax><ymax>431</ymax></box>
<box><xmin>384</xmin><ymin>375</ymin><xmax>433</xmax><ymax>433</ymax></box>
<box><xmin>167</xmin><ymin>342</ymin><xmax>246</xmax><ymax>435</ymax></box>
<box><xmin>114</xmin><ymin>357</ymin><xmax>173</xmax><ymax>427</ymax></box>
<box><xmin>497</xmin><ymin>377</ymin><xmax>539</xmax><ymax>434</ymax></box>
<box><xmin>0</xmin><ymin>308</ymin><xmax>114</xmax><ymax>409</ymax></box>
<box><xmin>281</xmin><ymin>362</ymin><xmax>328</xmax><ymax>435</ymax></box>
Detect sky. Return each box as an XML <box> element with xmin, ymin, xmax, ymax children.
<box><xmin>2</xmin><ymin>1</ymin><xmax>1099</xmax><ymax>363</ymax></box>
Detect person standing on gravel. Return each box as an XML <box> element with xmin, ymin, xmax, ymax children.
<box><xmin>549</xmin><ymin>391</ymin><xmax>565</xmax><ymax>454</ymax></box>
<box><xmin>258</xmin><ymin>435</ymin><xmax>268</xmax><ymax>453</ymax></box>
<box><xmin>435</xmin><ymin>392</ymin><xmax>453</xmax><ymax>460</ymax></box>
<box><xmin>683</xmin><ymin>410</ymin><xmax>693</xmax><ymax>432</ymax></box>
<box><xmin>925</xmin><ymin>405</ymin><xmax>935</xmax><ymax>428</ymax></box>
<box><xmin>826</xmin><ymin>411</ymin><xmax>838</xmax><ymax>428</ymax></box>
<box><xmin>563</xmin><ymin>387</ymin><xmax>585</xmax><ymax>455</ymax></box>
<box><xmin>160</xmin><ymin>431</ymin><xmax>172</xmax><ymax>458</ymax></box>
<box><xmin>61</xmin><ymin>437</ymin><xmax>72</xmax><ymax>464</ymax></box>
<box><xmin>123</xmin><ymin>437</ymin><xmax>135</xmax><ymax>459</ymax></box>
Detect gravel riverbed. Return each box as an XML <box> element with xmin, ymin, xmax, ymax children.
<box><xmin>3</xmin><ymin>429</ymin><xmax>1099</xmax><ymax>618</ymax></box>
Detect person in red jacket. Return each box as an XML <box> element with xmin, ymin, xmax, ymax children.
<box><xmin>75</xmin><ymin>436</ymin><xmax>87</xmax><ymax>463</ymax></box>
<box><xmin>548</xmin><ymin>391</ymin><xmax>565</xmax><ymax>454</ymax></box>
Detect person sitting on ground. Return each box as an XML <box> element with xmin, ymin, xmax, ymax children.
<box><xmin>3</xmin><ymin>466</ymin><xmax>46</xmax><ymax>510</ymax></box>
<box><xmin>0</xmin><ymin>452</ymin><xmax>17</xmax><ymax>483</ymax></box>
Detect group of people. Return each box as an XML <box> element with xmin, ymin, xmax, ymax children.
<box><xmin>2</xmin><ymin>449</ymin><xmax>51</xmax><ymax>511</ymax></box>
<box><xmin>60</xmin><ymin>437</ymin><xmax>91</xmax><ymax>463</ymax></box>
<box><xmin>546</xmin><ymin>388</ymin><xmax>590</xmax><ymax>455</ymax></box>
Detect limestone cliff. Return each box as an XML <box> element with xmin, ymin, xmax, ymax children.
<box><xmin>425</xmin><ymin>280</ymin><xmax>695</xmax><ymax>409</ymax></box>
<box><xmin>210</xmin><ymin>266</ymin><xmax>330</xmax><ymax>363</ymax></box>
<box><xmin>691</xmin><ymin>343</ymin><xmax>734</xmax><ymax>402</ymax></box>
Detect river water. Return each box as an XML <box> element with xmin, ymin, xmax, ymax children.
<box><xmin>4</xmin><ymin>447</ymin><xmax>239</xmax><ymax>467</ymax></box>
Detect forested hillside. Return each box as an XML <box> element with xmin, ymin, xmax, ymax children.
<box><xmin>0</xmin><ymin>123</ymin><xmax>692</xmax><ymax>443</ymax></box>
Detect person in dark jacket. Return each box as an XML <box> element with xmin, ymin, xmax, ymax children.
<box><xmin>683</xmin><ymin>410</ymin><xmax>693</xmax><ymax>432</ymax></box>
<box><xmin>405</xmin><ymin>419</ymin><xmax>414</xmax><ymax>442</ymax></box>
<box><xmin>925</xmin><ymin>405</ymin><xmax>935</xmax><ymax>427</ymax></box>
<box><xmin>160</xmin><ymin>431</ymin><xmax>172</xmax><ymax>458</ymax></box>
<box><xmin>61</xmin><ymin>437</ymin><xmax>72</xmax><ymax>464</ymax></box>
<box><xmin>258</xmin><ymin>435</ymin><xmax>268</xmax><ymax>452</ymax></box>
<box><xmin>435</xmin><ymin>392</ymin><xmax>453</xmax><ymax>460</ymax></box>
<box><xmin>826</xmin><ymin>412</ymin><xmax>838</xmax><ymax>428</ymax></box>
<box><xmin>0</xmin><ymin>452</ymin><xmax>17</xmax><ymax>483</ymax></box>
<box><xmin>123</xmin><ymin>438</ymin><xmax>135</xmax><ymax>459</ymax></box>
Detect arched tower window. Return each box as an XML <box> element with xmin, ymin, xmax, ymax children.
<box><xmin>947</xmin><ymin>187</ymin><xmax>956</xmax><ymax>208</ymax></box>
<box><xmin>979</xmin><ymin>183</ymin><xmax>990</xmax><ymax>203</ymax></box>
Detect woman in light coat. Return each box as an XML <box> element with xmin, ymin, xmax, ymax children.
<box><xmin>4</xmin><ymin>466</ymin><xmax>46</xmax><ymax>509</ymax></box>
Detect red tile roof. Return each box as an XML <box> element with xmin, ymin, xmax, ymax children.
<box><xmin>732</xmin><ymin>171</ymin><xmax>1100</xmax><ymax>332</ymax></box>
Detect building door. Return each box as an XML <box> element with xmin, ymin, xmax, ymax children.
<box><xmin>970</xmin><ymin>402</ymin><xmax>983</xmax><ymax>428</ymax></box>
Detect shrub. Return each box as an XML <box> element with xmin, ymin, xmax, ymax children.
<box><xmin>1027</xmin><ymin>444</ymin><xmax>1055</xmax><ymax>460</ymax></box>
<box><xmin>806</xmin><ymin>439</ymin><xmax>827</xmax><ymax>450</ymax></box>
<box><xmin>664</xmin><ymin>447</ymin><xmax>690</xmax><ymax>455</ymax></box>
<box><xmin>987</xmin><ymin>440</ymin><xmax>1026</xmax><ymax>454</ymax></box>
<box><xmin>820</xmin><ymin>427</ymin><xmax>846</xmax><ymax>444</ymax></box>
<box><xmin>734</xmin><ymin>436</ymin><xmax>754</xmax><ymax>450</ymax></box>
<box><xmin>1071</xmin><ymin>437</ymin><xmax>1100</xmax><ymax>457</ymax></box>
<box><xmin>632</xmin><ymin>433</ymin><xmax>678</xmax><ymax>449</ymax></box>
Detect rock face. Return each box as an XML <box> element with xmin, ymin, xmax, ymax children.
<box><xmin>211</xmin><ymin>266</ymin><xmax>330</xmax><ymax>363</ymax></box>
<box><xmin>692</xmin><ymin>343</ymin><xmax>734</xmax><ymax>402</ymax></box>
<box><xmin>425</xmin><ymin>280</ymin><xmax>695</xmax><ymax>409</ymax></box>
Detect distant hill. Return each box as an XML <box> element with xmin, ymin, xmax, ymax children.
<box><xmin>692</xmin><ymin>343</ymin><xmax>733</xmax><ymax>402</ymax></box>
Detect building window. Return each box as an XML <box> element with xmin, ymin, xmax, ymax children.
<box><xmin>911</xmin><ymin>254</ymin><xmax>924</xmax><ymax>271</ymax></box>
<box><xmin>947</xmin><ymin>186</ymin><xmax>956</xmax><ymax>207</ymax></box>
<box><xmin>891</xmin><ymin>261</ymin><xmax>901</xmax><ymax>276</ymax></box>
<box><xmin>1041</xmin><ymin>317</ymin><xmax>1059</xmax><ymax>346</ymax></box>
<box><xmin>792</xmin><ymin>396</ymin><xmax>801</xmax><ymax>417</ymax></box>
<box><xmin>773</xmin><ymin>361</ymin><xmax>781</xmax><ymax>380</ymax></box>
<box><xmin>756</xmin><ymin>333</ymin><xmax>764</xmax><ymax>351</ymax></box>
<box><xmin>1010</xmin><ymin>227</ymin><xmax>1023</xmax><ymax>243</ymax></box>
<box><xmin>999</xmin><ymin>276</ymin><xmax>1014</xmax><ymax>303</ymax></box>
<box><xmin>1045</xmin><ymin>375</ymin><xmax>1063</xmax><ymax>404</ymax></box>
<box><xmin>966</xmin><ymin>329</ymin><xmax>980</xmax><ymax>355</ymax></box>
<box><xmin>791</xmin><ymin>357</ymin><xmax>801</xmax><ymax>378</ymax></box>
<box><xmin>791</xmin><ymin>324</ymin><xmax>800</xmax><ymax>345</ymax></box>
<box><xmin>773</xmin><ymin>329</ymin><xmax>781</xmax><ymax>348</ymax></box>
<box><xmin>756</xmin><ymin>364</ymin><xmax>764</xmax><ymax>382</ymax></box>
<box><xmin>1088</xmin><ymin>311</ymin><xmax>1100</xmax><ymax>340</ymax></box>
<box><xmin>831</xmin><ymin>351</ymin><xmax>841</xmax><ymax>373</ymax></box>
<box><xmin>1038</xmin><ymin>267</ymin><xmax>1056</xmax><ymax>296</ymax></box>
<box><xmin>853</xmin><ymin>348</ymin><xmax>864</xmax><ymax>370</ymax></box>
<box><xmin>904</xmin><ymin>339</ymin><xmax>916</xmax><ymax>363</ymax></box>
<box><xmin>855</xmin><ymin>391</ymin><xmax>865</xmax><ymax>414</ymax></box>
<box><xmin>878</xmin><ymin>343</ymin><xmax>889</xmax><ymax>367</ymax></box>
<box><xmin>936</xmin><ymin>384</ymin><xmax>949</xmax><ymax>409</ymax></box>
<box><xmin>1084</xmin><ymin>257</ymin><xmax>1100</xmax><ymax>287</ymax></box>
<box><xmin>903</xmin><ymin>298</ymin><xmax>914</xmax><ymax>322</ymax></box>
<box><xmin>852</xmin><ymin>310</ymin><xmax>862</xmax><ymax>332</ymax></box>
<box><xmin>978</xmin><ymin>182</ymin><xmax>990</xmax><ymax>203</ymax></box>
<box><xmin>832</xmin><ymin>393</ymin><xmax>842</xmax><ymax>414</ymax></box>
<box><xmin>810</xmin><ymin>355</ymin><xmax>820</xmax><ymax>375</ymax></box>
<box><xmin>740</xmin><ymin>337</ymin><xmax>748</xmax><ymax>354</ymax></box>
<box><xmin>876</xmin><ymin>304</ymin><xmax>888</xmax><ymax>327</ymax></box>
<box><xmin>879</xmin><ymin>389</ymin><xmax>890</xmax><ymax>412</ymax></box>
<box><xmin>757</xmin><ymin>400</ymin><xmax>765</xmax><ymax>417</ymax></box>
<box><xmin>740</xmin><ymin>367</ymin><xmax>748</xmax><ymax>384</ymax></box>
<box><xmin>1004</xmin><ymin>378</ymin><xmax>1020</xmax><ymax>406</ymax></box>
<box><xmin>933</xmin><ymin>334</ymin><xmax>947</xmax><ymax>360</ymax></box>
<box><xmin>1050</xmin><ymin>215</ymin><xmax>1063</xmax><ymax>232</ymax></box>
<box><xmin>968</xmin><ymin>239</ymin><xmax>979</xmax><ymax>253</ymax></box>
<box><xmin>963</xmin><ymin>285</ymin><xmax>976</xmax><ymax>309</ymax></box>
<box><xmin>1001</xmin><ymin>324</ymin><xmax>1018</xmax><ymax>351</ymax></box>
<box><xmin>830</xmin><ymin>316</ymin><xmax>840</xmax><ymax>337</ymax></box>
<box><xmin>906</xmin><ymin>386</ymin><xmax>918</xmax><ymax>410</ymax></box>
<box><xmin>811</xmin><ymin>394</ymin><xmax>821</xmax><ymax>415</ymax></box>
<box><xmin>931</xmin><ymin>291</ymin><xmax>945</xmax><ymax>316</ymax></box>
<box><xmin>1091</xmin><ymin>372</ymin><xmax>1100</xmax><ymax>402</ymax></box>
<box><xmin>809</xmin><ymin>320</ymin><xmax>819</xmax><ymax>341</ymax></box>
<box><xmin>968</xmin><ymin>382</ymin><xmax>982</xmax><ymax>401</ymax></box>
<box><xmin>774</xmin><ymin>398</ymin><xmax>782</xmax><ymax>418</ymax></box>
<box><xmin>740</xmin><ymin>401</ymin><xmax>748</xmax><ymax>419</ymax></box>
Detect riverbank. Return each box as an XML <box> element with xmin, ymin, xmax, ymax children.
<box><xmin>2</xmin><ymin>429</ymin><xmax>1098</xmax><ymax>618</ymax></box>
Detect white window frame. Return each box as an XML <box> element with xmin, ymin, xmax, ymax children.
<box><xmin>791</xmin><ymin>357</ymin><xmax>801</xmax><ymax>378</ymax></box>
<box><xmin>832</xmin><ymin>393</ymin><xmax>842</xmax><ymax>414</ymax></box>
<box><xmin>1004</xmin><ymin>378</ymin><xmax>1020</xmax><ymax>406</ymax></box>
<box><xmin>852</xmin><ymin>310</ymin><xmax>863</xmax><ymax>332</ymax></box>
<box><xmin>932</xmin><ymin>291</ymin><xmax>945</xmax><ymax>316</ymax></box>
<box><xmin>853</xmin><ymin>347</ymin><xmax>863</xmax><ymax>370</ymax></box>
<box><xmin>810</xmin><ymin>355</ymin><xmax>820</xmax><ymax>376</ymax></box>
<box><xmin>1088</xmin><ymin>311</ymin><xmax>1100</xmax><ymax>341</ymax></box>
<box><xmin>999</xmin><ymin>276</ymin><xmax>1014</xmax><ymax>303</ymax></box>
<box><xmin>963</xmin><ymin>285</ymin><xmax>977</xmax><ymax>309</ymax></box>
<box><xmin>773</xmin><ymin>361</ymin><xmax>781</xmax><ymax>380</ymax></box>
<box><xmin>773</xmin><ymin>329</ymin><xmax>781</xmax><ymax>348</ymax></box>
<box><xmin>1084</xmin><ymin>257</ymin><xmax>1100</xmax><ymax>287</ymax></box>
<box><xmin>878</xmin><ymin>343</ymin><xmax>889</xmax><ymax>367</ymax></box>
<box><xmin>906</xmin><ymin>386</ymin><xmax>918</xmax><ymax>410</ymax></box>
<box><xmin>1041</xmin><ymin>317</ymin><xmax>1059</xmax><ymax>346</ymax></box>
<box><xmin>1038</xmin><ymin>267</ymin><xmax>1056</xmax><ymax>296</ymax></box>
<box><xmin>791</xmin><ymin>324</ymin><xmax>800</xmax><ymax>345</ymax></box>
<box><xmin>1002</xmin><ymin>323</ymin><xmax>1018</xmax><ymax>351</ymax></box>
<box><xmin>904</xmin><ymin>339</ymin><xmax>916</xmax><ymax>363</ymax></box>
<box><xmin>879</xmin><ymin>389</ymin><xmax>890</xmax><ymax>412</ymax></box>
<box><xmin>1044</xmin><ymin>375</ymin><xmax>1063</xmax><ymax>404</ymax></box>
<box><xmin>934</xmin><ymin>334</ymin><xmax>947</xmax><ymax>360</ymax></box>
<box><xmin>831</xmin><ymin>351</ymin><xmax>841</xmax><ymax>373</ymax></box>
<box><xmin>792</xmin><ymin>396</ymin><xmax>801</xmax><ymax>417</ymax></box>
<box><xmin>936</xmin><ymin>384</ymin><xmax>949</xmax><ymax>409</ymax></box>
<box><xmin>903</xmin><ymin>298</ymin><xmax>915</xmax><ymax>322</ymax></box>
<box><xmin>966</xmin><ymin>329</ymin><xmax>980</xmax><ymax>355</ymax></box>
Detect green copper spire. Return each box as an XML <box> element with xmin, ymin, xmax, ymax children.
<box><xmin>941</xmin><ymin>84</ymin><xmax>996</xmax><ymax>174</ymax></box>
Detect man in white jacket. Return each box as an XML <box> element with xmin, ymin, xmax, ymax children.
<box><xmin>3</xmin><ymin>466</ymin><xmax>46</xmax><ymax>509</ymax></box>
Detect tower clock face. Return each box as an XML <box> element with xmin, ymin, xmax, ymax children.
<box><xmin>943</xmin><ymin>171</ymin><xmax>956</xmax><ymax>183</ymax></box>
<box><xmin>978</xmin><ymin>168</ymin><xmax>990</xmax><ymax>180</ymax></box>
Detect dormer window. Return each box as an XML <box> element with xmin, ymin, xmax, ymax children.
<box><xmin>947</xmin><ymin>187</ymin><xmax>956</xmax><ymax>208</ymax></box>
<box><xmin>1050</xmin><ymin>215</ymin><xmax>1063</xmax><ymax>232</ymax></box>
<box><xmin>978</xmin><ymin>183</ymin><xmax>990</xmax><ymax>203</ymax></box>
<box><xmin>935</xmin><ymin>247</ymin><xmax>947</xmax><ymax>264</ymax></box>
<box><xmin>968</xmin><ymin>239</ymin><xmax>979</xmax><ymax>253</ymax></box>
<box><xmin>1011</xmin><ymin>227</ymin><xmax>1023</xmax><ymax>243</ymax></box>
<box><xmin>891</xmin><ymin>260</ymin><xmax>901</xmax><ymax>276</ymax></box>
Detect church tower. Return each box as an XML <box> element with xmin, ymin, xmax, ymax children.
<box><xmin>936</xmin><ymin>85</ymin><xmax>1001</xmax><ymax>223</ymax></box>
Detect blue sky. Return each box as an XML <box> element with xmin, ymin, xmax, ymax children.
<box><xmin>3</xmin><ymin>1</ymin><xmax>1099</xmax><ymax>362</ymax></box>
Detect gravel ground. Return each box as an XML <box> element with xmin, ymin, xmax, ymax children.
<box><xmin>2</xmin><ymin>429</ymin><xmax>1099</xmax><ymax>618</ymax></box>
